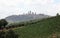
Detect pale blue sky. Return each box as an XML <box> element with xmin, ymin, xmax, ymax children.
<box><xmin>0</xmin><ymin>0</ymin><xmax>60</xmax><ymax>19</ymax></box>
<box><xmin>54</xmin><ymin>0</ymin><xmax>60</xmax><ymax>3</ymax></box>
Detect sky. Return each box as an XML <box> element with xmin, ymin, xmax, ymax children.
<box><xmin>0</xmin><ymin>0</ymin><xmax>60</xmax><ymax>19</ymax></box>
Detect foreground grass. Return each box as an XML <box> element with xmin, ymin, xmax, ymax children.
<box><xmin>14</xmin><ymin>16</ymin><xmax>60</xmax><ymax>38</ymax></box>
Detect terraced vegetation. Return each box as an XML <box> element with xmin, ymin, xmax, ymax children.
<box><xmin>13</xmin><ymin>15</ymin><xmax>60</xmax><ymax>38</ymax></box>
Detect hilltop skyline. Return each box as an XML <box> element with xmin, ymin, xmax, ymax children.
<box><xmin>0</xmin><ymin>0</ymin><xmax>60</xmax><ymax>19</ymax></box>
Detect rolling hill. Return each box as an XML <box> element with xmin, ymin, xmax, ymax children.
<box><xmin>14</xmin><ymin>15</ymin><xmax>60</xmax><ymax>38</ymax></box>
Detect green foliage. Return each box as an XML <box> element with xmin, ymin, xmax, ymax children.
<box><xmin>0</xmin><ymin>29</ymin><xmax>19</xmax><ymax>38</ymax></box>
<box><xmin>56</xmin><ymin>13</ymin><xmax>59</xmax><ymax>16</ymax></box>
<box><xmin>14</xmin><ymin>15</ymin><xmax>60</xmax><ymax>38</ymax></box>
<box><xmin>0</xmin><ymin>19</ymin><xmax>8</xmax><ymax>29</ymax></box>
<box><xmin>0</xmin><ymin>31</ymin><xmax>6</xmax><ymax>38</ymax></box>
<box><xmin>6</xmin><ymin>29</ymin><xmax>19</xmax><ymax>38</ymax></box>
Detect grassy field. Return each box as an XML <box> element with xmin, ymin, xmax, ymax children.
<box><xmin>14</xmin><ymin>16</ymin><xmax>60</xmax><ymax>38</ymax></box>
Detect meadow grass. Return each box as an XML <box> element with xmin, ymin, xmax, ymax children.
<box><xmin>14</xmin><ymin>16</ymin><xmax>60</xmax><ymax>38</ymax></box>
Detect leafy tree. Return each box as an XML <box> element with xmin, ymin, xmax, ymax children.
<box><xmin>56</xmin><ymin>13</ymin><xmax>59</xmax><ymax>16</ymax></box>
<box><xmin>0</xmin><ymin>21</ymin><xmax>2</xmax><ymax>28</ymax></box>
<box><xmin>0</xmin><ymin>19</ymin><xmax>8</xmax><ymax>28</ymax></box>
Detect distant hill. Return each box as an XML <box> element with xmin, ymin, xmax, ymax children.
<box><xmin>5</xmin><ymin>14</ymin><xmax>50</xmax><ymax>23</ymax></box>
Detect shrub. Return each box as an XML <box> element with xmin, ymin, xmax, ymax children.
<box><xmin>6</xmin><ymin>29</ymin><xmax>19</xmax><ymax>38</ymax></box>
<box><xmin>0</xmin><ymin>31</ymin><xmax>6</xmax><ymax>38</ymax></box>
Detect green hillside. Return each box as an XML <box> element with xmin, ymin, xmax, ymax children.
<box><xmin>14</xmin><ymin>16</ymin><xmax>60</xmax><ymax>38</ymax></box>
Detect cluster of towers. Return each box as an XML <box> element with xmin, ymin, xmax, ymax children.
<box><xmin>23</xmin><ymin>11</ymin><xmax>36</xmax><ymax>15</ymax></box>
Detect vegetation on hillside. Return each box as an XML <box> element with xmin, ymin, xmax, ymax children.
<box><xmin>0</xmin><ymin>14</ymin><xmax>60</xmax><ymax>38</ymax></box>
<box><xmin>0</xmin><ymin>19</ymin><xmax>19</xmax><ymax>38</ymax></box>
<box><xmin>0</xmin><ymin>29</ymin><xmax>19</xmax><ymax>38</ymax></box>
<box><xmin>0</xmin><ymin>19</ymin><xmax>8</xmax><ymax>29</ymax></box>
<box><xmin>14</xmin><ymin>15</ymin><xmax>60</xmax><ymax>38</ymax></box>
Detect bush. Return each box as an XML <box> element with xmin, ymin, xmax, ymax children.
<box><xmin>6</xmin><ymin>29</ymin><xmax>19</xmax><ymax>38</ymax></box>
<box><xmin>0</xmin><ymin>31</ymin><xmax>6</xmax><ymax>38</ymax></box>
<box><xmin>0</xmin><ymin>29</ymin><xmax>19</xmax><ymax>38</ymax></box>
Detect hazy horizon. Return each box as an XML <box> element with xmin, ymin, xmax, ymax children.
<box><xmin>0</xmin><ymin>0</ymin><xmax>60</xmax><ymax>19</ymax></box>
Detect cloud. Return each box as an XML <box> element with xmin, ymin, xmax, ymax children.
<box><xmin>24</xmin><ymin>0</ymin><xmax>54</xmax><ymax>5</ymax></box>
<box><xmin>0</xmin><ymin>0</ymin><xmax>24</xmax><ymax>7</ymax></box>
<box><xmin>24</xmin><ymin>0</ymin><xmax>60</xmax><ymax>15</ymax></box>
<box><xmin>0</xmin><ymin>0</ymin><xmax>60</xmax><ymax>19</ymax></box>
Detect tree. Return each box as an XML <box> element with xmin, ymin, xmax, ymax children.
<box><xmin>56</xmin><ymin>13</ymin><xmax>59</xmax><ymax>16</ymax></box>
<box><xmin>0</xmin><ymin>19</ymin><xmax>8</xmax><ymax>29</ymax></box>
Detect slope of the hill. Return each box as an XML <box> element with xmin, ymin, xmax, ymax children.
<box><xmin>14</xmin><ymin>15</ymin><xmax>60</xmax><ymax>38</ymax></box>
